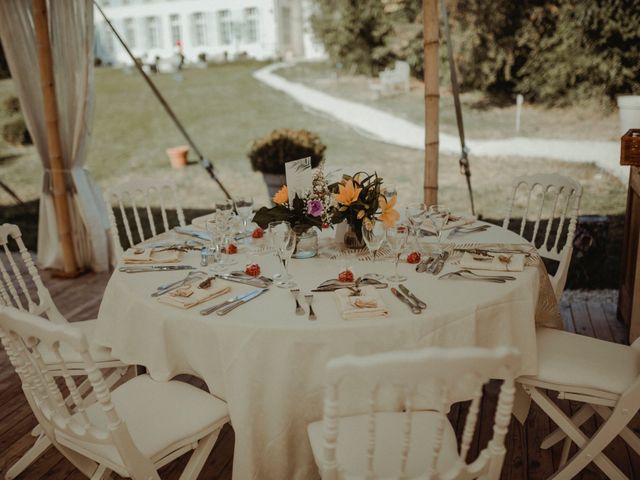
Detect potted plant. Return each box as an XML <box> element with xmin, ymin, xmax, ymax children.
<box><xmin>166</xmin><ymin>145</ymin><xmax>189</xmax><ymax>169</ymax></box>
<box><xmin>248</xmin><ymin>128</ymin><xmax>326</xmax><ymax>198</ymax></box>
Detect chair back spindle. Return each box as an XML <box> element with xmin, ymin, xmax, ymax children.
<box><xmin>0</xmin><ymin>224</ymin><xmax>64</xmax><ymax>323</ymax></box>
<box><xmin>104</xmin><ymin>180</ymin><xmax>186</xmax><ymax>258</ymax></box>
<box><xmin>320</xmin><ymin>347</ymin><xmax>520</xmax><ymax>479</ymax></box>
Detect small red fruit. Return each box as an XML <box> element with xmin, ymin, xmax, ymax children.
<box><xmin>227</xmin><ymin>243</ymin><xmax>238</xmax><ymax>254</ymax></box>
<box><xmin>252</xmin><ymin>227</ymin><xmax>264</xmax><ymax>239</ymax></box>
<box><xmin>245</xmin><ymin>264</ymin><xmax>261</xmax><ymax>277</ymax></box>
<box><xmin>338</xmin><ymin>270</ymin><xmax>354</xmax><ymax>282</ymax></box>
<box><xmin>407</xmin><ymin>251</ymin><xmax>421</xmax><ymax>264</ymax></box>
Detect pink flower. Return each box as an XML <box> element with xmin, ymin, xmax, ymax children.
<box><xmin>307</xmin><ymin>199</ymin><xmax>323</xmax><ymax>217</ymax></box>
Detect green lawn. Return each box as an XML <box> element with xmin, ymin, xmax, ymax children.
<box><xmin>278</xmin><ymin>62</ymin><xmax>621</xmax><ymax>142</ymax></box>
<box><xmin>0</xmin><ymin>61</ymin><xmax>626</xmax><ymax>218</ymax></box>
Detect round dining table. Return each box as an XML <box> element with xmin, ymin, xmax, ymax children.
<box><xmin>94</xmin><ymin>222</ymin><xmax>561</xmax><ymax>480</ymax></box>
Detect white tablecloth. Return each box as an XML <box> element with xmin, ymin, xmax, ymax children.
<box><xmin>95</xmin><ymin>224</ymin><xmax>560</xmax><ymax>480</ymax></box>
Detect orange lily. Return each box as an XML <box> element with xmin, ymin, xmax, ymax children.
<box><xmin>273</xmin><ymin>185</ymin><xmax>289</xmax><ymax>205</ymax></box>
<box><xmin>379</xmin><ymin>194</ymin><xmax>400</xmax><ymax>228</ymax></box>
<box><xmin>334</xmin><ymin>179</ymin><xmax>362</xmax><ymax>206</ymax></box>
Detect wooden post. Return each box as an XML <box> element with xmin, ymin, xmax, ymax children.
<box><xmin>423</xmin><ymin>0</ymin><xmax>439</xmax><ymax>206</ymax></box>
<box><xmin>32</xmin><ymin>0</ymin><xmax>78</xmax><ymax>275</ymax></box>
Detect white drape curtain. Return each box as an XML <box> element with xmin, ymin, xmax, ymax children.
<box><xmin>0</xmin><ymin>0</ymin><xmax>110</xmax><ymax>272</ymax></box>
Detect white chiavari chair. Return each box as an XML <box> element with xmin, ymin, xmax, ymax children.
<box><xmin>0</xmin><ymin>305</ymin><xmax>229</xmax><ymax>480</ymax></box>
<box><xmin>0</xmin><ymin>223</ymin><xmax>129</xmax><ymax>479</ymax></box>
<box><xmin>307</xmin><ymin>346</ymin><xmax>520</xmax><ymax>480</ymax></box>
<box><xmin>104</xmin><ymin>179</ymin><xmax>186</xmax><ymax>259</ymax></box>
<box><xmin>518</xmin><ymin>327</ymin><xmax>640</xmax><ymax>480</ymax></box>
<box><xmin>503</xmin><ymin>174</ymin><xmax>582</xmax><ymax>299</ymax></box>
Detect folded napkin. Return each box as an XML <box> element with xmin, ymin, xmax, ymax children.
<box><xmin>122</xmin><ymin>248</ymin><xmax>182</xmax><ymax>264</ymax></box>
<box><xmin>459</xmin><ymin>252</ymin><xmax>525</xmax><ymax>272</ymax></box>
<box><xmin>422</xmin><ymin>215</ymin><xmax>477</xmax><ymax>234</ymax></box>
<box><xmin>158</xmin><ymin>285</ymin><xmax>231</xmax><ymax>309</ymax></box>
<box><xmin>334</xmin><ymin>286</ymin><xmax>389</xmax><ymax>320</ymax></box>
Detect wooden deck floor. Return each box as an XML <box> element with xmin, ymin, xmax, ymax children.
<box><xmin>0</xmin><ymin>271</ymin><xmax>637</xmax><ymax>479</ymax></box>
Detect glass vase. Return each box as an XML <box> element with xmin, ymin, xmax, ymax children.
<box><xmin>292</xmin><ymin>228</ymin><xmax>318</xmax><ymax>259</ymax></box>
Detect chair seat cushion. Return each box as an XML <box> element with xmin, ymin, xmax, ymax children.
<box><xmin>39</xmin><ymin>319</ymin><xmax>119</xmax><ymax>367</ymax></box>
<box><xmin>56</xmin><ymin>375</ymin><xmax>229</xmax><ymax>473</ymax></box>
<box><xmin>308</xmin><ymin>411</ymin><xmax>459</xmax><ymax>479</ymax></box>
<box><xmin>520</xmin><ymin>327</ymin><xmax>640</xmax><ymax>396</ymax></box>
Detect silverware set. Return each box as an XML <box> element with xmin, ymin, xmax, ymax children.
<box><xmin>312</xmin><ymin>277</ymin><xmax>388</xmax><ymax>292</ymax></box>
<box><xmin>120</xmin><ymin>265</ymin><xmax>196</xmax><ymax>273</ymax></box>
<box><xmin>438</xmin><ymin>269</ymin><xmax>516</xmax><ymax>283</ymax></box>
<box><xmin>416</xmin><ymin>250</ymin><xmax>450</xmax><ymax>275</ymax></box>
<box><xmin>151</xmin><ymin>271</ymin><xmax>207</xmax><ymax>297</ymax></box>
<box><xmin>390</xmin><ymin>285</ymin><xmax>427</xmax><ymax>314</ymax></box>
<box><xmin>291</xmin><ymin>289</ymin><xmax>317</xmax><ymax>320</ymax></box>
<box><xmin>199</xmin><ymin>288</ymin><xmax>268</xmax><ymax>316</ymax></box>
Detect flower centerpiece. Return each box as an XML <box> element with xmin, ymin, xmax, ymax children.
<box><xmin>252</xmin><ymin>168</ymin><xmax>333</xmax><ymax>258</ymax></box>
<box><xmin>329</xmin><ymin>172</ymin><xmax>399</xmax><ymax>248</ymax></box>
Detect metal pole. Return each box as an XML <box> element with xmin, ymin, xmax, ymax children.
<box><xmin>94</xmin><ymin>1</ymin><xmax>234</xmax><ymax>201</ymax></box>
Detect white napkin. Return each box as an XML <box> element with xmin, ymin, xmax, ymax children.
<box><xmin>422</xmin><ymin>215</ymin><xmax>477</xmax><ymax>234</ymax></box>
<box><xmin>122</xmin><ymin>248</ymin><xmax>182</xmax><ymax>264</ymax></box>
<box><xmin>334</xmin><ymin>286</ymin><xmax>389</xmax><ymax>320</ymax></box>
<box><xmin>459</xmin><ymin>252</ymin><xmax>525</xmax><ymax>272</ymax></box>
<box><xmin>158</xmin><ymin>286</ymin><xmax>231</xmax><ymax>309</ymax></box>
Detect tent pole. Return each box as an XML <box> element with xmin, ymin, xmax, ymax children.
<box><xmin>32</xmin><ymin>0</ymin><xmax>79</xmax><ymax>275</ymax></box>
<box><xmin>423</xmin><ymin>0</ymin><xmax>439</xmax><ymax>207</ymax></box>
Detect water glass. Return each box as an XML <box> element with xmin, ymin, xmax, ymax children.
<box><xmin>427</xmin><ymin>205</ymin><xmax>450</xmax><ymax>254</ymax></box>
<box><xmin>268</xmin><ymin>221</ymin><xmax>297</xmax><ymax>288</ymax></box>
<box><xmin>386</xmin><ymin>224</ymin><xmax>409</xmax><ymax>282</ymax></box>
<box><xmin>235</xmin><ymin>196</ymin><xmax>254</xmax><ymax>232</ymax></box>
<box><xmin>405</xmin><ymin>202</ymin><xmax>426</xmax><ymax>248</ymax></box>
<box><xmin>361</xmin><ymin>220</ymin><xmax>386</xmax><ymax>280</ymax></box>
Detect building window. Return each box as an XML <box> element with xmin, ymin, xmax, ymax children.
<box><xmin>193</xmin><ymin>12</ymin><xmax>207</xmax><ymax>46</ymax></box>
<box><xmin>124</xmin><ymin>18</ymin><xmax>136</xmax><ymax>48</ymax></box>
<box><xmin>281</xmin><ymin>7</ymin><xmax>291</xmax><ymax>45</ymax></box>
<box><xmin>145</xmin><ymin>16</ymin><xmax>161</xmax><ymax>48</ymax></box>
<box><xmin>169</xmin><ymin>14</ymin><xmax>181</xmax><ymax>46</ymax></box>
<box><xmin>244</xmin><ymin>7</ymin><xmax>258</xmax><ymax>43</ymax></box>
<box><xmin>218</xmin><ymin>10</ymin><xmax>232</xmax><ymax>46</ymax></box>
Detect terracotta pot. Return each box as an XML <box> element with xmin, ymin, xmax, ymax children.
<box><xmin>166</xmin><ymin>146</ymin><xmax>189</xmax><ymax>169</ymax></box>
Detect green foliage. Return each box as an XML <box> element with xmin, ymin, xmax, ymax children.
<box><xmin>310</xmin><ymin>0</ymin><xmax>395</xmax><ymax>75</ymax></box>
<box><xmin>248</xmin><ymin>128</ymin><xmax>326</xmax><ymax>175</ymax></box>
<box><xmin>252</xmin><ymin>195</ymin><xmax>323</xmax><ymax>233</ymax></box>
<box><xmin>2</xmin><ymin>117</ymin><xmax>31</xmax><ymax>146</ymax></box>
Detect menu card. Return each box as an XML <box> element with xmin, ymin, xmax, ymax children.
<box><xmin>284</xmin><ymin>156</ymin><xmax>314</xmax><ymax>204</ymax></box>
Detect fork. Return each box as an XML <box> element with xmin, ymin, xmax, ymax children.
<box><xmin>291</xmin><ymin>289</ymin><xmax>305</xmax><ymax>315</ymax></box>
<box><xmin>304</xmin><ymin>294</ymin><xmax>317</xmax><ymax>321</ymax></box>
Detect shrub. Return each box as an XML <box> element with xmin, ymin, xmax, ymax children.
<box><xmin>2</xmin><ymin>117</ymin><xmax>32</xmax><ymax>146</ymax></box>
<box><xmin>248</xmin><ymin>129</ymin><xmax>326</xmax><ymax>175</ymax></box>
<box><xmin>3</xmin><ymin>95</ymin><xmax>20</xmax><ymax>114</ymax></box>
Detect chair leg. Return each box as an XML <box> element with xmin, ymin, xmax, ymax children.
<box><xmin>90</xmin><ymin>465</ymin><xmax>112</xmax><ymax>480</ymax></box>
<box><xmin>541</xmin><ymin>404</ymin><xmax>595</xmax><ymax>449</ymax></box>
<box><xmin>178</xmin><ymin>429</ymin><xmax>221</xmax><ymax>480</ymax></box>
<box><xmin>529</xmin><ymin>387</ymin><xmax>627</xmax><ymax>480</ymax></box>
<box><xmin>592</xmin><ymin>405</ymin><xmax>640</xmax><ymax>456</ymax></box>
<box><xmin>558</xmin><ymin>437</ymin><xmax>571</xmax><ymax>468</ymax></box>
<box><xmin>5</xmin><ymin>434</ymin><xmax>51</xmax><ymax>480</ymax></box>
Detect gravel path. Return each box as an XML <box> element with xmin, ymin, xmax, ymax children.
<box><xmin>254</xmin><ymin>63</ymin><xmax>628</xmax><ymax>182</ymax></box>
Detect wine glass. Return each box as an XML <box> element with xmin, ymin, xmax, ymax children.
<box><xmin>268</xmin><ymin>221</ymin><xmax>297</xmax><ymax>288</ymax></box>
<box><xmin>361</xmin><ymin>220</ymin><xmax>386</xmax><ymax>280</ymax></box>
<box><xmin>215</xmin><ymin>199</ymin><xmax>234</xmax><ymax>218</ymax></box>
<box><xmin>382</xmin><ymin>184</ymin><xmax>397</xmax><ymax>201</ymax></box>
<box><xmin>427</xmin><ymin>205</ymin><xmax>450</xmax><ymax>254</ymax></box>
<box><xmin>386</xmin><ymin>224</ymin><xmax>409</xmax><ymax>282</ymax></box>
<box><xmin>205</xmin><ymin>219</ymin><xmax>224</xmax><ymax>273</ymax></box>
<box><xmin>235</xmin><ymin>196</ymin><xmax>254</xmax><ymax>233</ymax></box>
<box><xmin>405</xmin><ymin>202</ymin><xmax>426</xmax><ymax>249</ymax></box>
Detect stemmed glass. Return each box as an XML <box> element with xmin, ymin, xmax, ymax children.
<box><xmin>386</xmin><ymin>224</ymin><xmax>409</xmax><ymax>282</ymax></box>
<box><xmin>205</xmin><ymin>218</ymin><xmax>225</xmax><ymax>273</ymax></box>
<box><xmin>382</xmin><ymin>184</ymin><xmax>397</xmax><ymax>201</ymax></box>
<box><xmin>361</xmin><ymin>220</ymin><xmax>386</xmax><ymax>280</ymax></box>
<box><xmin>427</xmin><ymin>205</ymin><xmax>450</xmax><ymax>254</ymax></box>
<box><xmin>405</xmin><ymin>202</ymin><xmax>426</xmax><ymax>249</ymax></box>
<box><xmin>268</xmin><ymin>221</ymin><xmax>297</xmax><ymax>288</ymax></box>
<box><xmin>235</xmin><ymin>196</ymin><xmax>254</xmax><ymax>233</ymax></box>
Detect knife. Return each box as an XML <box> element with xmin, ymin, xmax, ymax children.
<box><xmin>151</xmin><ymin>271</ymin><xmax>205</xmax><ymax>297</ymax></box>
<box><xmin>200</xmin><ymin>289</ymin><xmax>258</xmax><ymax>315</ymax></box>
<box><xmin>398</xmin><ymin>284</ymin><xmax>427</xmax><ymax>310</ymax></box>
<box><xmin>119</xmin><ymin>265</ymin><xmax>195</xmax><ymax>273</ymax></box>
<box><xmin>217</xmin><ymin>288</ymin><xmax>268</xmax><ymax>316</ymax></box>
<box><xmin>390</xmin><ymin>288</ymin><xmax>422</xmax><ymax>314</ymax></box>
<box><xmin>217</xmin><ymin>274</ymin><xmax>270</xmax><ymax>288</ymax></box>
